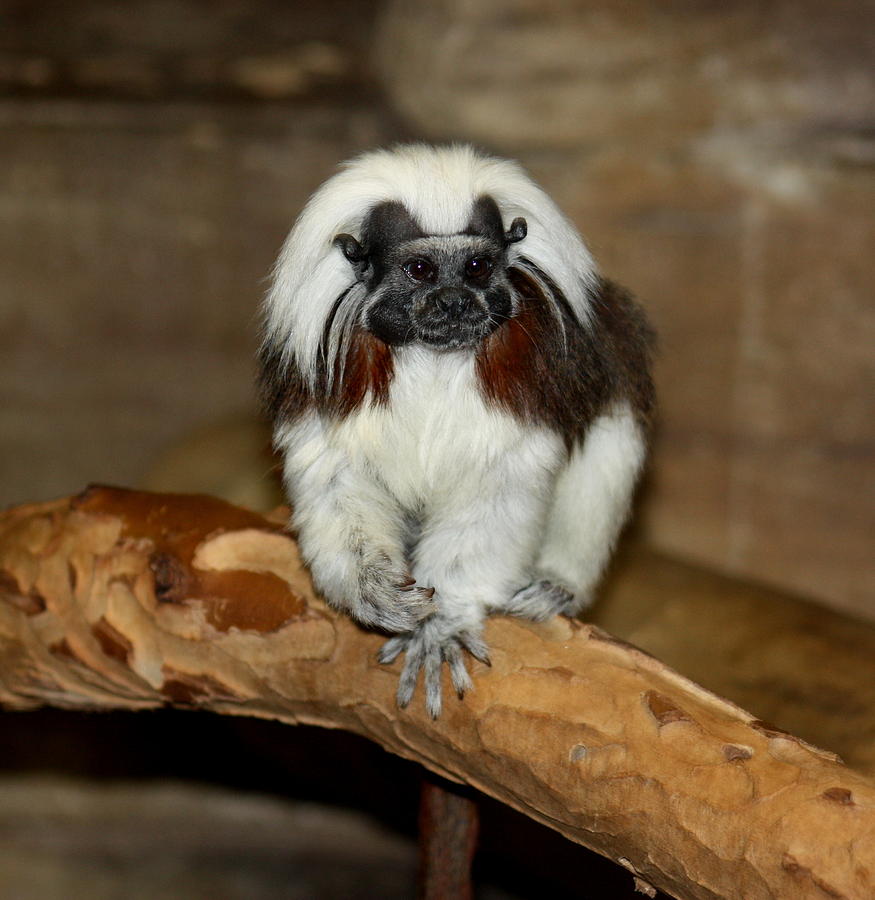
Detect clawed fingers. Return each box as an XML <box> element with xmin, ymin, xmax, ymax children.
<box><xmin>360</xmin><ymin>583</ymin><xmax>437</xmax><ymax>633</ymax></box>
<box><xmin>377</xmin><ymin>633</ymin><xmax>408</xmax><ymax>665</ymax></box>
<box><xmin>442</xmin><ymin>641</ymin><xmax>473</xmax><ymax>698</ymax></box>
<box><xmin>378</xmin><ymin>624</ymin><xmax>488</xmax><ymax>718</ymax></box>
<box><xmin>502</xmin><ymin>579</ymin><xmax>576</xmax><ymax>622</ymax></box>
<box><xmin>458</xmin><ymin>630</ymin><xmax>491</xmax><ymax>666</ymax></box>
<box><xmin>397</xmin><ymin>636</ymin><xmax>427</xmax><ymax>708</ymax></box>
<box><xmin>423</xmin><ymin>645</ymin><xmax>444</xmax><ymax>718</ymax></box>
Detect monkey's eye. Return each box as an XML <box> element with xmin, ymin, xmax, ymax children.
<box><xmin>464</xmin><ymin>256</ymin><xmax>493</xmax><ymax>280</ymax></box>
<box><xmin>403</xmin><ymin>258</ymin><xmax>436</xmax><ymax>283</ymax></box>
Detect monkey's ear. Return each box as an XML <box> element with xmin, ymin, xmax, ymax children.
<box><xmin>334</xmin><ymin>233</ymin><xmax>366</xmax><ymax>262</ymax></box>
<box><xmin>333</xmin><ymin>233</ymin><xmax>369</xmax><ymax>280</ymax></box>
<box><xmin>505</xmin><ymin>217</ymin><xmax>527</xmax><ymax>245</ymax></box>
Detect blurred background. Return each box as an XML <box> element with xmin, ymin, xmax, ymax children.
<box><xmin>1</xmin><ymin>1</ymin><xmax>873</xmax><ymax>898</ymax></box>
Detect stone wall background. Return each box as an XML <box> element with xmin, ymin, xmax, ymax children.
<box><xmin>1</xmin><ymin>0</ymin><xmax>873</xmax><ymax>620</ymax></box>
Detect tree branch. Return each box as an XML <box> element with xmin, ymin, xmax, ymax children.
<box><xmin>1</xmin><ymin>486</ymin><xmax>873</xmax><ymax>900</ymax></box>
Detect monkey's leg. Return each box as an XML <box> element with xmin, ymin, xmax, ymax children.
<box><xmin>278</xmin><ymin>418</ymin><xmax>435</xmax><ymax>632</ymax></box>
<box><xmin>503</xmin><ymin>404</ymin><xmax>647</xmax><ymax>621</ymax></box>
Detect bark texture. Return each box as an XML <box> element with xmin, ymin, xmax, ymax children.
<box><xmin>1</xmin><ymin>486</ymin><xmax>874</xmax><ymax>900</ymax></box>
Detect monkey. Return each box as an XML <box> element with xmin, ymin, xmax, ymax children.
<box><xmin>258</xmin><ymin>144</ymin><xmax>655</xmax><ymax>717</ymax></box>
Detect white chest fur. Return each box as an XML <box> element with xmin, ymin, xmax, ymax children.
<box><xmin>275</xmin><ymin>347</ymin><xmax>567</xmax><ymax>620</ymax></box>
<box><xmin>323</xmin><ymin>348</ymin><xmax>565</xmax><ymax>510</ymax></box>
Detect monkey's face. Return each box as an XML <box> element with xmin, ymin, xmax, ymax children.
<box><xmin>364</xmin><ymin>235</ymin><xmax>513</xmax><ymax>350</ymax></box>
<box><xmin>334</xmin><ymin>197</ymin><xmax>525</xmax><ymax>352</ymax></box>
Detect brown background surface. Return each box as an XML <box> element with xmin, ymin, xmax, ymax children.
<box><xmin>1</xmin><ymin>0</ymin><xmax>873</xmax><ymax>619</ymax></box>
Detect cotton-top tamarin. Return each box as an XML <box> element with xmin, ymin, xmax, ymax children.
<box><xmin>259</xmin><ymin>144</ymin><xmax>655</xmax><ymax>717</ymax></box>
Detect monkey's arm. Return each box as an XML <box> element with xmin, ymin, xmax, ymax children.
<box><xmin>278</xmin><ymin>416</ymin><xmax>435</xmax><ymax>632</ymax></box>
<box><xmin>381</xmin><ymin>436</ymin><xmax>562</xmax><ymax>717</ymax></box>
<box><xmin>501</xmin><ymin>404</ymin><xmax>647</xmax><ymax>621</ymax></box>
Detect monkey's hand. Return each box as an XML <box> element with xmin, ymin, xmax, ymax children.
<box><xmin>502</xmin><ymin>579</ymin><xmax>585</xmax><ymax>622</ymax></box>
<box><xmin>377</xmin><ymin>617</ymin><xmax>490</xmax><ymax>718</ymax></box>
<box><xmin>349</xmin><ymin>554</ymin><xmax>437</xmax><ymax>633</ymax></box>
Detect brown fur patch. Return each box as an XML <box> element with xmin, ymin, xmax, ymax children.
<box><xmin>260</xmin><ymin>266</ymin><xmax>655</xmax><ymax>454</ymax></box>
<box><xmin>476</xmin><ymin>266</ymin><xmax>655</xmax><ymax>448</ymax></box>
<box><xmin>476</xmin><ymin>269</ymin><xmax>563</xmax><ymax>417</ymax></box>
<box><xmin>258</xmin><ymin>328</ymin><xmax>394</xmax><ymax>424</ymax></box>
<box><xmin>325</xmin><ymin>328</ymin><xmax>394</xmax><ymax>416</ymax></box>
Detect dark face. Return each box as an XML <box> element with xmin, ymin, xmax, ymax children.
<box><xmin>335</xmin><ymin>196</ymin><xmax>523</xmax><ymax>351</ymax></box>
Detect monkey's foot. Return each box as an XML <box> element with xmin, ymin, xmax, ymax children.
<box><xmin>354</xmin><ymin>557</ymin><xmax>437</xmax><ymax>632</ymax></box>
<box><xmin>503</xmin><ymin>579</ymin><xmax>583</xmax><ymax>622</ymax></box>
<box><xmin>378</xmin><ymin>619</ymin><xmax>490</xmax><ymax>718</ymax></box>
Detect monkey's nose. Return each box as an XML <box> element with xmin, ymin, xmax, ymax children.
<box><xmin>434</xmin><ymin>289</ymin><xmax>473</xmax><ymax>319</ymax></box>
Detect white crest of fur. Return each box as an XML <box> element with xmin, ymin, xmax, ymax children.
<box><xmin>263</xmin><ymin>143</ymin><xmax>597</xmax><ymax>385</ymax></box>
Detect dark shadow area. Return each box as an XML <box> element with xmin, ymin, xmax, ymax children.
<box><xmin>0</xmin><ymin>708</ymin><xmax>668</xmax><ymax>899</ymax></box>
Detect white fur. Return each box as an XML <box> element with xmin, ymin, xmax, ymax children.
<box><xmin>276</xmin><ymin>348</ymin><xmax>567</xmax><ymax>636</ymax></box>
<box><xmin>277</xmin><ymin>344</ymin><xmax>645</xmax><ymax>638</ymax></box>
<box><xmin>265</xmin><ymin>144</ymin><xmax>597</xmax><ymax>386</ymax></box>
<box><xmin>528</xmin><ymin>404</ymin><xmax>647</xmax><ymax>609</ymax></box>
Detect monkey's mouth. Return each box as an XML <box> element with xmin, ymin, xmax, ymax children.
<box><xmin>413</xmin><ymin>313</ymin><xmax>500</xmax><ymax>350</ymax></box>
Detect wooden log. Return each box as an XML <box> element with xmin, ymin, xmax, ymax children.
<box><xmin>593</xmin><ymin>547</ymin><xmax>875</xmax><ymax>779</ymax></box>
<box><xmin>1</xmin><ymin>486</ymin><xmax>873</xmax><ymax>900</ymax></box>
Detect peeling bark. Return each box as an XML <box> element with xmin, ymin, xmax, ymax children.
<box><xmin>1</xmin><ymin>486</ymin><xmax>874</xmax><ymax>900</ymax></box>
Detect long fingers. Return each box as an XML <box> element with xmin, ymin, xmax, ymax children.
<box><xmin>379</xmin><ymin>627</ymin><xmax>487</xmax><ymax>717</ymax></box>
<box><xmin>442</xmin><ymin>641</ymin><xmax>473</xmax><ymax>698</ymax></box>
<box><xmin>397</xmin><ymin>635</ymin><xmax>427</xmax><ymax>708</ymax></box>
<box><xmin>377</xmin><ymin>634</ymin><xmax>408</xmax><ymax>665</ymax></box>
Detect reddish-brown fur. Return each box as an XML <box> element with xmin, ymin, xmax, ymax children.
<box><xmin>475</xmin><ymin>266</ymin><xmax>654</xmax><ymax>448</ymax></box>
<box><xmin>328</xmin><ymin>328</ymin><xmax>394</xmax><ymax>415</ymax></box>
<box><xmin>476</xmin><ymin>268</ymin><xmax>560</xmax><ymax>416</ymax></box>
<box><xmin>259</xmin><ymin>268</ymin><xmax>654</xmax><ymax>450</ymax></box>
<box><xmin>258</xmin><ymin>326</ymin><xmax>394</xmax><ymax>423</ymax></box>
